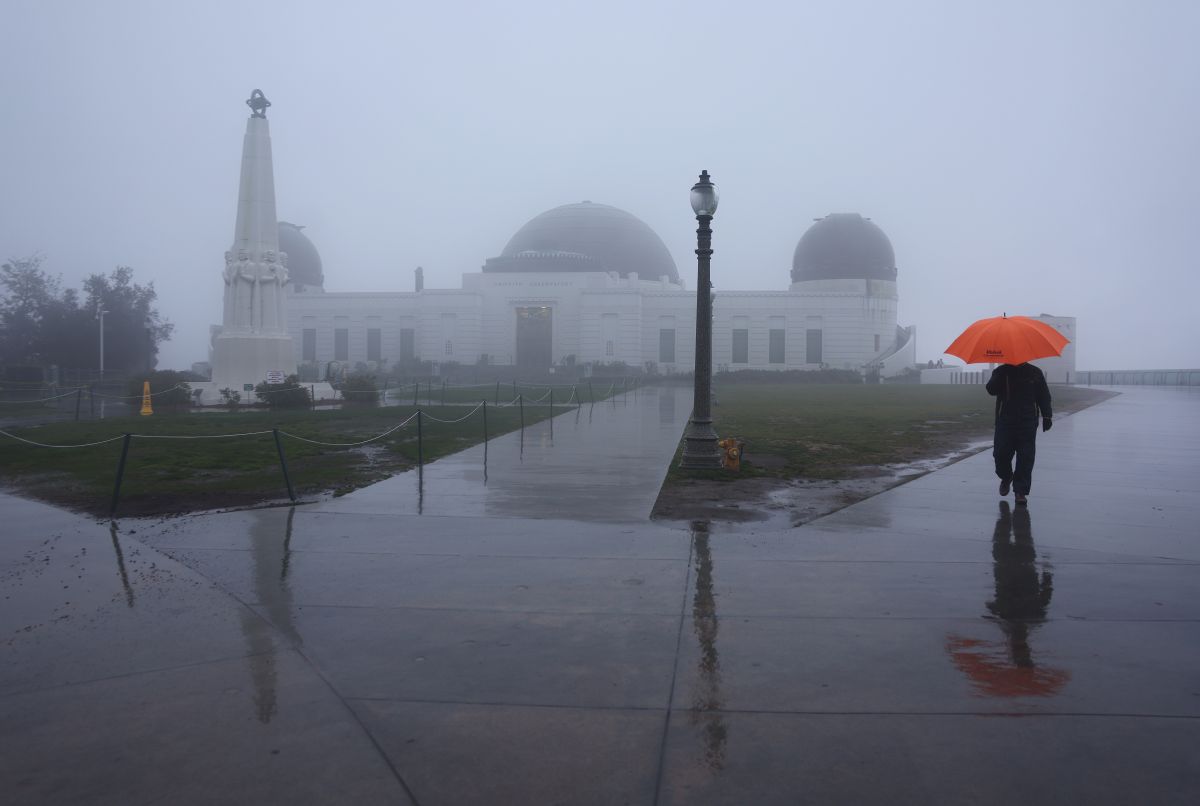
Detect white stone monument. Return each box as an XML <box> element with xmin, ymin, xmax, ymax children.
<box><xmin>206</xmin><ymin>90</ymin><xmax>298</xmax><ymax>399</ymax></box>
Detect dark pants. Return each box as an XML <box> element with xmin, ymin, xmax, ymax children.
<box><xmin>994</xmin><ymin>420</ymin><xmax>1038</xmax><ymax>495</ymax></box>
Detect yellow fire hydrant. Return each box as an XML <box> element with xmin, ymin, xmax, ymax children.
<box><xmin>718</xmin><ymin>438</ymin><xmax>743</xmax><ymax>471</ymax></box>
<box><xmin>139</xmin><ymin>381</ymin><xmax>153</xmax><ymax>416</ymax></box>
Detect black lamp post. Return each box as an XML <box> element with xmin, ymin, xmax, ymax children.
<box><xmin>680</xmin><ymin>170</ymin><xmax>723</xmax><ymax>469</ymax></box>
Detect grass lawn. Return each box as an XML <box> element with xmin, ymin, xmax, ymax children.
<box><xmin>0</xmin><ymin>401</ymin><xmax>559</xmax><ymax>516</ymax></box>
<box><xmin>668</xmin><ymin>383</ymin><xmax>1116</xmax><ymax>482</ymax></box>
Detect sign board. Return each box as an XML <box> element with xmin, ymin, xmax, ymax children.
<box><xmin>243</xmin><ymin>383</ymin><xmax>254</xmax><ymax>392</ymax></box>
<box><xmin>266</xmin><ymin>370</ymin><xmax>285</xmax><ymax>384</ymax></box>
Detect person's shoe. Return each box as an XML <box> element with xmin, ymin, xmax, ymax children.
<box><xmin>1015</xmin><ymin>493</ymin><xmax>1028</xmax><ymax>505</ymax></box>
<box><xmin>999</xmin><ymin>479</ymin><xmax>1011</xmax><ymax>496</ymax></box>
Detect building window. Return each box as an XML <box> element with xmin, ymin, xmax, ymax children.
<box><xmin>441</xmin><ymin>313</ymin><xmax>457</xmax><ymax>358</ymax></box>
<box><xmin>874</xmin><ymin>334</ymin><xmax>881</xmax><ymax>353</ymax></box>
<box><xmin>367</xmin><ymin>328</ymin><xmax>382</xmax><ymax>362</ymax></box>
<box><xmin>659</xmin><ymin>329</ymin><xmax>676</xmax><ymax>363</ymax></box>
<box><xmin>769</xmin><ymin>329</ymin><xmax>786</xmax><ymax>364</ymax></box>
<box><xmin>806</xmin><ymin>329</ymin><xmax>823</xmax><ymax>365</ymax></box>
<box><xmin>302</xmin><ymin>328</ymin><xmax>316</xmax><ymax>362</ymax></box>
<box><xmin>606</xmin><ymin>340</ymin><xmax>614</xmax><ymax>356</ymax></box>
<box><xmin>334</xmin><ymin>328</ymin><xmax>349</xmax><ymax>361</ymax></box>
<box><xmin>732</xmin><ymin>329</ymin><xmax>748</xmax><ymax>364</ymax></box>
<box><xmin>399</xmin><ymin>328</ymin><xmax>415</xmax><ymax>361</ymax></box>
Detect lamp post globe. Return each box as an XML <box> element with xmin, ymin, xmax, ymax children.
<box><xmin>680</xmin><ymin>170</ymin><xmax>723</xmax><ymax>469</ymax></box>
<box><xmin>690</xmin><ymin>171</ymin><xmax>719</xmax><ymax>217</ymax></box>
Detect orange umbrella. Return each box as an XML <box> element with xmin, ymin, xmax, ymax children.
<box><xmin>945</xmin><ymin>314</ymin><xmax>1069</xmax><ymax>366</ymax></box>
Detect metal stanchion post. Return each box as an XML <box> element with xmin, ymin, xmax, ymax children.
<box><xmin>589</xmin><ymin>381</ymin><xmax>594</xmax><ymax>404</ymax></box>
<box><xmin>519</xmin><ymin>393</ymin><xmax>524</xmax><ymax>432</ymax></box>
<box><xmin>512</xmin><ymin>379</ymin><xmax>517</xmax><ymax>400</ymax></box>
<box><xmin>549</xmin><ymin>388</ymin><xmax>554</xmax><ymax>438</ymax></box>
<box><xmin>272</xmin><ymin>428</ymin><xmax>297</xmax><ymax>502</ymax></box>
<box><xmin>417</xmin><ymin>410</ymin><xmax>424</xmax><ymax>473</ymax></box>
<box><xmin>495</xmin><ymin>380</ymin><xmax>500</xmax><ymax>405</ymax></box>
<box><xmin>311</xmin><ymin>385</ymin><xmax>316</xmax><ymax>410</ymax></box>
<box><xmin>74</xmin><ymin>388</ymin><xmax>82</xmax><ymax>421</ymax></box>
<box><xmin>412</xmin><ymin>382</ymin><xmax>418</xmax><ymax>406</ymax></box>
<box><xmin>109</xmin><ymin>433</ymin><xmax>132</xmax><ymax>517</ymax></box>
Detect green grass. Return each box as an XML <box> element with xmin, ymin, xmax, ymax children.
<box><xmin>0</xmin><ymin>401</ymin><xmax>560</xmax><ymax>516</ymax></box>
<box><xmin>382</xmin><ymin>380</ymin><xmax>621</xmax><ymax>406</ymax></box>
<box><xmin>668</xmin><ymin>383</ymin><xmax>1115</xmax><ymax>482</ymax></box>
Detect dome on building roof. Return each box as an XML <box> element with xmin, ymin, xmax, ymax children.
<box><xmin>278</xmin><ymin>221</ymin><xmax>324</xmax><ymax>290</ymax></box>
<box><xmin>792</xmin><ymin>213</ymin><xmax>897</xmax><ymax>283</ymax></box>
<box><xmin>484</xmin><ymin>202</ymin><xmax>679</xmax><ymax>282</ymax></box>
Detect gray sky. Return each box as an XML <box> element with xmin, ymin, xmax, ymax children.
<box><xmin>2</xmin><ymin>0</ymin><xmax>1197</xmax><ymax>370</ymax></box>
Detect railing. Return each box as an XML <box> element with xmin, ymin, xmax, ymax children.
<box><xmin>1074</xmin><ymin>369</ymin><xmax>1200</xmax><ymax>387</ymax></box>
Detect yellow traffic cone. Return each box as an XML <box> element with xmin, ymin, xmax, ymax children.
<box><xmin>140</xmin><ymin>381</ymin><xmax>153</xmax><ymax>416</ymax></box>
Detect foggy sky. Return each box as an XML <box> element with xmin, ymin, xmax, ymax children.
<box><xmin>2</xmin><ymin>0</ymin><xmax>1198</xmax><ymax>371</ymax></box>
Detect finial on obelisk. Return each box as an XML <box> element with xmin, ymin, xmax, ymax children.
<box><xmin>246</xmin><ymin>89</ymin><xmax>271</xmax><ymax>118</ymax></box>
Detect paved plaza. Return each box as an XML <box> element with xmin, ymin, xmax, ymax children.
<box><xmin>1</xmin><ymin>386</ymin><xmax>1197</xmax><ymax>804</ymax></box>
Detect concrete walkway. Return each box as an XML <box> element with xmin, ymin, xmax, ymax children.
<box><xmin>1</xmin><ymin>386</ymin><xmax>1197</xmax><ymax>804</ymax></box>
<box><xmin>313</xmin><ymin>383</ymin><xmax>693</xmax><ymax>522</ymax></box>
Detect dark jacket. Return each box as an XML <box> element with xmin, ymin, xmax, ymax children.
<box><xmin>986</xmin><ymin>363</ymin><xmax>1052</xmax><ymax>425</ymax></box>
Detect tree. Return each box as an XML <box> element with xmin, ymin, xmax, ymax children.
<box><xmin>0</xmin><ymin>255</ymin><xmax>58</xmax><ymax>365</ymax></box>
<box><xmin>83</xmin><ymin>266</ymin><xmax>174</xmax><ymax>375</ymax></box>
<box><xmin>0</xmin><ymin>256</ymin><xmax>173</xmax><ymax>375</ymax></box>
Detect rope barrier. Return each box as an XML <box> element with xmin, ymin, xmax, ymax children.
<box><xmin>92</xmin><ymin>383</ymin><xmax>191</xmax><ymax>400</ymax></box>
<box><xmin>277</xmin><ymin>412</ymin><xmax>420</xmax><ymax>447</ymax></box>
<box><xmin>0</xmin><ymin>428</ymin><xmax>127</xmax><ymax>448</ymax></box>
<box><xmin>0</xmin><ymin>383</ymin><xmax>609</xmax><ymax>451</ymax></box>
<box><xmin>0</xmin><ymin>388</ymin><xmax>84</xmax><ymax>404</ymax></box>
<box><xmin>131</xmin><ymin>430</ymin><xmax>275</xmax><ymax>440</ymax></box>
<box><xmin>420</xmin><ymin>402</ymin><xmax>485</xmax><ymax>424</ymax></box>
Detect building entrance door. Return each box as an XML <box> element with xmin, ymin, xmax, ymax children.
<box><xmin>516</xmin><ymin>306</ymin><xmax>553</xmax><ymax>369</ymax></box>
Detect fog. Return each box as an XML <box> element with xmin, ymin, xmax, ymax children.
<box><xmin>2</xmin><ymin>0</ymin><xmax>1197</xmax><ymax>371</ymax></box>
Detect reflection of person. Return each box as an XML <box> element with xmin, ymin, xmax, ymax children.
<box><xmin>986</xmin><ymin>362</ymin><xmax>1052</xmax><ymax>504</ymax></box>
<box><xmin>987</xmin><ymin>501</ymin><xmax>1052</xmax><ymax>667</ymax></box>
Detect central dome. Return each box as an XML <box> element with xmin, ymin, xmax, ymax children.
<box><xmin>278</xmin><ymin>222</ymin><xmax>324</xmax><ymax>290</ymax></box>
<box><xmin>485</xmin><ymin>202</ymin><xmax>679</xmax><ymax>282</ymax></box>
<box><xmin>792</xmin><ymin>213</ymin><xmax>897</xmax><ymax>283</ymax></box>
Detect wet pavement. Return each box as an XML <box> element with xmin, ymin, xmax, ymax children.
<box><xmin>313</xmin><ymin>383</ymin><xmax>694</xmax><ymax>521</ymax></box>
<box><xmin>2</xmin><ymin>386</ymin><xmax>1198</xmax><ymax>804</ymax></box>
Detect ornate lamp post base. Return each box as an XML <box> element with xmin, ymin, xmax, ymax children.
<box><xmin>681</xmin><ymin>418</ymin><xmax>723</xmax><ymax>468</ymax></box>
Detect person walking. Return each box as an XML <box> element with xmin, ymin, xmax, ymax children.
<box><xmin>986</xmin><ymin>362</ymin><xmax>1052</xmax><ymax>505</ymax></box>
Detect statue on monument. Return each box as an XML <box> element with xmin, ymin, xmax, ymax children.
<box><xmin>246</xmin><ymin>89</ymin><xmax>271</xmax><ymax>118</ymax></box>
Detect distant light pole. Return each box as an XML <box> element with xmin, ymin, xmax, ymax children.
<box><xmin>96</xmin><ymin>307</ymin><xmax>108</xmax><ymax>380</ymax></box>
<box><xmin>680</xmin><ymin>170</ymin><xmax>723</xmax><ymax>469</ymax></box>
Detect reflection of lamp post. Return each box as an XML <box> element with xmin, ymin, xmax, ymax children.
<box><xmin>680</xmin><ymin>171</ymin><xmax>722</xmax><ymax>468</ymax></box>
<box><xmin>96</xmin><ymin>306</ymin><xmax>108</xmax><ymax>380</ymax></box>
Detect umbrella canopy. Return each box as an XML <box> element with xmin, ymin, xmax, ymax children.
<box><xmin>945</xmin><ymin>315</ymin><xmax>1069</xmax><ymax>366</ymax></box>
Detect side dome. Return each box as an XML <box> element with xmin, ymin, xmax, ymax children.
<box><xmin>792</xmin><ymin>213</ymin><xmax>897</xmax><ymax>283</ymax></box>
<box><xmin>484</xmin><ymin>202</ymin><xmax>679</xmax><ymax>282</ymax></box>
<box><xmin>278</xmin><ymin>221</ymin><xmax>324</xmax><ymax>290</ymax></box>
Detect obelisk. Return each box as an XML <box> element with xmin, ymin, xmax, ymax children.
<box><xmin>209</xmin><ymin>89</ymin><xmax>297</xmax><ymax>393</ymax></box>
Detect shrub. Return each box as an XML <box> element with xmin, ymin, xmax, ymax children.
<box><xmin>340</xmin><ymin>373</ymin><xmax>379</xmax><ymax>407</ymax></box>
<box><xmin>219</xmin><ymin>388</ymin><xmax>241</xmax><ymax>410</ymax></box>
<box><xmin>255</xmin><ymin>374</ymin><xmax>310</xmax><ymax>409</ymax></box>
